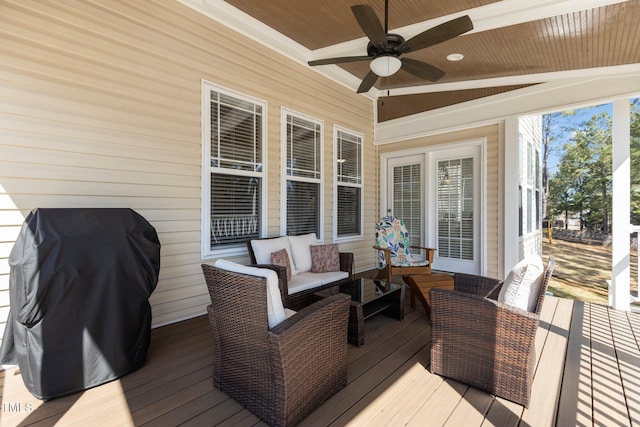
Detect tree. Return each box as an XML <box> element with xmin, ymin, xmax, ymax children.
<box><xmin>548</xmin><ymin>111</ymin><xmax>612</xmax><ymax>232</ymax></box>
<box><xmin>547</xmin><ymin>98</ymin><xmax>640</xmax><ymax>232</ymax></box>
<box><xmin>572</xmin><ymin>113</ymin><xmax>612</xmax><ymax>232</ymax></box>
<box><xmin>547</xmin><ymin>163</ymin><xmax>576</xmax><ymax>228</ymax></box>
<box><xmin>541</xmin><ymin>111</ymin><xmax>575</xmax><ymax>220</ymax></box>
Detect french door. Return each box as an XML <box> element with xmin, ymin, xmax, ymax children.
<box><xmin>428</xmin><ymin>147</ymin><xmax>481</xmax><ymax>274</ymax></box>
<box><xmin>384</xmin><ymin>144</ymin><xmax>483</xmax><ymax>274</ymax></box>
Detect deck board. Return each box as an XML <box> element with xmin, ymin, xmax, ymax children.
<box><xmin>556</xmin><ymin>301</ymin><xmax>594</xmax><ymax>427</ymax></box>
<box><xmin>609</xmin><ymin>309</ymin><xmax>640</xmax><ymax>426</ymax></box>
<box><xmin>1</xmin><ymin>295</ymin><xmax>639</xmax><ymax>427</ymax></box>
<box><xmin>443</xmin><ymin>386</ymin><xmax>494</xmax><ymax>427</ymax></box>
<box><xmin>308</xmin><ymin>327</ymin><xmax>432</xmax><ymax>425</ymax></box>
<box><xmin>589</xmin><ymin>303</ymin><xmax>631</xmax><ymax>426</ymax></box>
<box><xmin>521</xmin><ymin>297</ymin><xmax>574</xmax><ymax>426</ymax></box>
<box><xmin>406</xmin><ymin>379</ymin><xmax>469</xmax><ymax>426</ymax></box>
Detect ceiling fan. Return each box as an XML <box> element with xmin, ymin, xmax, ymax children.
<box><xmin>307</xmin><ymin>0</ymin><xmax>473</xmax><ymax>93</ymax></box>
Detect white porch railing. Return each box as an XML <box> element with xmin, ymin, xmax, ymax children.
<box><xmin>631</xmin><ymin>225</ymin><xmax>640</xmax><ymax>310</ymax></box>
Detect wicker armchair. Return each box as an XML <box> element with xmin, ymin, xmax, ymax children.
<box><xmin>429</xmin><ymin>257</ymin><xmax>555</xmax><ymax>407</ymax></box>
<box><xmin>201</xmin><ymin>264</ymin><xmax>350</xmax><ymax>426</ymax></box>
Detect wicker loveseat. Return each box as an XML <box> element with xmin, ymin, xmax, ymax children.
<box><xmin>247</xmin><ymin>234</ymin><xmax>354</xmax><ymax>310</ymax></box>
<box><xmin>430</xmin><ymin>256</ymin><xmax>555</xmax><ymax>407</ymax></box>
<box><xmin>202</xmin><ymin>262</ymin><xmax>350</xmax><ymax>426</ymax></box>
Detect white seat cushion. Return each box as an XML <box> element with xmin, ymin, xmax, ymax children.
<box><xmin>287</xmin><ymin>271</ymin><xmax>349</xmax><ymax>294</ymax></box>
<box><xmin>288</xmin><ymin>233</ymin><xmax>317</xmax><ymax>273</ymax></box>
<box><xmin>498</xmin><ymin>255</ymin><xmax>544</xmax><ymax>312</ymax></box>
<box><xmin>214</xmin><ymin>259</ymin><xmax>287</xmax><ymax>328</ymax></box>
<box><xmin>250</xmin><ymin>237</ymin><xmax>297</xmax><ymax>276</ymax></box>
<box><xmin>316</xmin><ymin>270</ymin><xmax>349</xmax><ymax>285</ymax></box>
<box><xmin>287</xmin><ymin>273</ymin><xmax>324</xmax><ymax>294</ymax></box>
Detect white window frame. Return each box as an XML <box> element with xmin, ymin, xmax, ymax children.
<box><xmin>201</xmin><ymin>80</ymin><xmax>268</xmax><ymax>259</ymax></box>
<box><xmin>333</xmin><ymin>125</ymin><xmax>364</xmax><ymax>242</ymax></box>
<box><xmin>519</xmin><ymin>135</ymin><xmax>541</xmax><ymax>237</ymax></box>
<box><xmin>280</xmin><ymin>107</ymin><xmax>324</xmax><ymax>238</ymax></box>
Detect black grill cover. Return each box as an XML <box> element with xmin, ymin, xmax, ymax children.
<box><xmin>0</xmin><ymin>208</ymin><xmax>160</xmax><ymax>400</ymax></box>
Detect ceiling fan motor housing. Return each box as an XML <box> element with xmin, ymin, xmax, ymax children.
<box><xmin>367</xmin><ymin>33</ymin><xmax>405</xmax><ymax>58</ymax></box>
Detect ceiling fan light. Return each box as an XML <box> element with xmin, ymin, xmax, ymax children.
<box><xmin>370</xmin><ymin>55</ymin><xmax>402</xmax><ymax>77</ymax></box>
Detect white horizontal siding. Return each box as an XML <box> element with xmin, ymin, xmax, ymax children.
<box><xmin>0</xmin><ymin>0</ymin><xmax>374</xmax><ymax>349</ymax></box>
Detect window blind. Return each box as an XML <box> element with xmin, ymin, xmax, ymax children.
<box><xmin>337</xmin><ymin>186</ymin><xmax>361</xmax><ymax>236</ymax></box>
<box><xmin>286</xmin><ymin>115</ymin><xmax>320</xmax><ymax>179</ymax></box>
<box><xmin>393</xmin><ymin>164</ymin><xmax>422</xmax><ymax>251</ymax></box>
<box><xmin>337</xmin><ymin>130</ymin><xmax>361</xmax><ymax>184</ymax></box>
<box><xmin>437</xmin><ymin>158</ymin><xmax>474</xmax><ymax>261</ymax></box>
<box><xmin>286</xmin><ymin>181</ymin><xmax>319</xmax><ymax>236</ymax></box>
<box><xmin>211</xmin><ymin>173</ymin><xmax>261</xmax><ymax>245</ymax></box>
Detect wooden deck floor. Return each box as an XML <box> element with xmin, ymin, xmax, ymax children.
<box><xmin>1</xmin><ymin>294</ymin><xmax>639</xmax><ymax>426</ymax></box>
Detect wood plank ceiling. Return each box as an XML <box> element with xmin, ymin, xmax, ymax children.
<box><xmin>221</xmin><ymin>0</ymin><xmax>640</xmax><ymax>121</ymax></box>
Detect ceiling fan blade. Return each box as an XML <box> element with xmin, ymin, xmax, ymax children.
<box><xmin>357</xmin><ymin>70</ymin><xmax>379</xmax><ymax>93</ymax></box>
<box><xmin>308</xmin><ymin>56</ymin><xmax>372</xmax><ymax>66</ymax></box>
<box><xmin>352</xmin><ymin>4</ymin><xmax>387</xmax><ymax>49</ymax></box>
<box><xmin>398</xmin><ymin>15</ymin><xmax>473</xmax><ymax>54</ymax></box>
<box><xmin>400</xmin><ymin>58</ymin><xmax>445</xmax><ymax>82</ymax></box>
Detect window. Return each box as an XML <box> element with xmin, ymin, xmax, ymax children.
<box><xmin>535</xmin><ymin>148</ymin><xmax>541</xmax><ymax>230</ymax></box>
<box><xmin>519</xmin><ymin>135</ymin><xmax>541</xmax><ymax>237</ymax></box>
<box><xmin>282</xmin><ymin>109</ymin><xmax>323</xmax><ymax>236</ymax></box>
<box><xmin>527</xmin><ymin>142</ymin><xmax>533</xmax><ymax>233</ymax></box>
<box><xmin>334</xmin><ymin>126</ymin><xmax>363</xmax><ymax>241</ymax></box>
<box><xmin>518</xmin><ymin>132</ymin><xmax>524</xmax><ymax>237</ymax></box>
<box><xmin>202</xmin><ymin>81</ymin><xmax>266</xmax><ymax>258</ymax></box>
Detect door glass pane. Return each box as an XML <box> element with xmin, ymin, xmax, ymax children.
<box><xmin>438</xmin><ymin>158</ymin><xmax>474</xmax><ymax>261</ymax></box>
<box><xmin>392</xmin><ymin>164</ymin><xmax>422</xmax><ymax>253</ymax></box>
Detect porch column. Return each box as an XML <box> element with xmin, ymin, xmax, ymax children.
<box><xmin>611</xmin><ymin>98</ymin><xmax>631</xmax><ymax>311</ymax></box>
<box><xmin>503</xmin><ymin>116</ymin><xmax>520</xmax><ymax>277</ymax></box>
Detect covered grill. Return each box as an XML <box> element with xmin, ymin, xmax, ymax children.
<box><xmin>0</xmin><ymin>208</ymin><xmax>161</xmax><ymax>400</ymax></box>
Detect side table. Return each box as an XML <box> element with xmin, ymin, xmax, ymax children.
<box><xmin>403</xmin><ymin>273</ymin><xmax>454</xmax><ymax>314</ymax></box>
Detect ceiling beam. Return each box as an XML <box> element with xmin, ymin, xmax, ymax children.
<box><xmin>383</xmin><ymin>64</ymin><xmax>640</xmax><ymax>96</ymax></box>
<box><xmin>375</xmin><ymin>72</ymin><xmax>640</xmax><ymax>145</ymax></box>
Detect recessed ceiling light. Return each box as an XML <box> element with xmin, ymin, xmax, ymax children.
<box><xmin>447</xmin><ymin>53</ymin><xmax>464</xmax><ymax>61</ymax></box>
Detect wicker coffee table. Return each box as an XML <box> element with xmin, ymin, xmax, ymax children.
<box><xmin>338</xmin><ymin>278</ymin><xmax>404</xmax><ymax>346</ymax></box>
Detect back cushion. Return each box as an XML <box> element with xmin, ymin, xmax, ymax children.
<box><xmin>250</xmin><ymin>237</ymin><xmax>297</xmax><ymax>276</ymax></box>
<box><xmin>288</xmin><ymin>233</ymin><xmax>317</xmax><ymax>273</ymax></box>
<box><xmin>271</xmin><ymin>248</ymin><xmax>292</xmax><ymax>280</ymax></box>
<box><xmin>310</xmin><ymin>244</ymin><xmax>340</xmax><ymax>272</ymax></box>
<box><xmin>214</xmin><ymin>259</ymin><xmax>286</xmax><ymax>328</ymax></box>
<box><xmin>498</xmin><ymin>255</ymin><xmax>544</xmax><ymax>312</ymax></box>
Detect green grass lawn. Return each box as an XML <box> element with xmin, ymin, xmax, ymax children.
<box><xmin>543</xmin><ymin>237</ymin><xmax>638</xmax><ymax>306</ymax></box>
